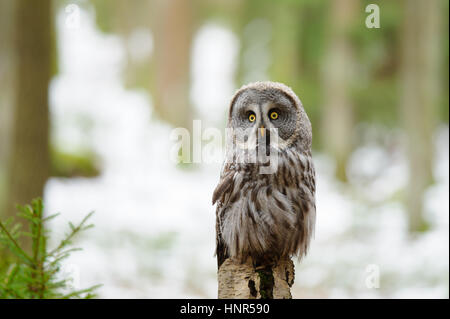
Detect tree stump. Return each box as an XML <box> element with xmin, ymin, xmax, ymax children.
<box><xmin>218</xmin><ymin>257</ymin><xmax>295</xmax><ymax>299</ymax></box>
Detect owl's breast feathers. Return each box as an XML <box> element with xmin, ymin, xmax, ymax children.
<box><xmin>213</xmin><ymin>149</ymin><xmax>316</xmax><ymax>267</ymax></box>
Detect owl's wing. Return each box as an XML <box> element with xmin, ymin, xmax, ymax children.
<box><xmin>212</xmin><ymin>172</ymin><xmax>234</xmax><ymax>205</ymax></box>
<box><xmin>215</xmin><ymin>207</ymin><xmax>228</xmax><ymax>269</ymax></box>
<box><xmin>212</xmin><ymin>164</ymin><xmax>236</xmax><ymax>269</ymax></box>
<box><xmin>289</xmin><ymin>152</ymin><xmax>316</xmax><ymax>258</ymax></box>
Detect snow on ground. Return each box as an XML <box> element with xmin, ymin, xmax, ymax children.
<box><xmin>44</xmin><ymin>7</ymin><xmax>449</xmax><ymax>298</ymax></box>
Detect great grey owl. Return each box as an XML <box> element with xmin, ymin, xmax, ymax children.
<box><xmin>212</xmin><ymin>81</ymin><xmax>316</xmax><ymax>268</ymax></box>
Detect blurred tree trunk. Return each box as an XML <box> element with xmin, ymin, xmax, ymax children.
<box><xmin>114</xmin><ymin>0</ymin><xmax>151</xmax><ymax>90</ymax></box>
<box><xmin>4</xmin><ymin>0</ymin><xmax>52</xmax><ymax>249</ymax></box>
<box><xmin>400</xmin><ymin>0</ymin><xmax>440</xmax><ymax>232</ymax></box>
<box><xmin>151</xmin><ymin>0</ymin><xmax>193</xmax><ymax>129</ymax></box>
<box><xmin>0</xmin><ymin>0</ymin><xmax>16</xmax><ymax>268</ymax></box>
<box><xmin>0</xmin><ymin>0</ymin><xmax>16</xmax><ymax>212</ymax></box>
<box><xmin>270</xmin><ymin>4</ymin><xmax>301</xmax><ymax>89</ymax></box>
<box><xmin>321</xmin><ymin>0</ymin><xmax>359</xmax><ymax>181</ymax></box>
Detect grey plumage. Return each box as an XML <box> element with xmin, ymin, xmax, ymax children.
<box><xmin>213</xmin><ymin>81</ymin><xmax>316</xmax><ymax>268</ymax></box>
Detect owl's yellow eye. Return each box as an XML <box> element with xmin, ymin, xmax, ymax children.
<box><xmin>270</xmin><ymin>111</ymin><xmax>279</xmax><ymax>120</ymax></box>
<box><xmin>248</xmin><ymin>113</ymin><xmax>256</xmax><ymax>122</ymax></box>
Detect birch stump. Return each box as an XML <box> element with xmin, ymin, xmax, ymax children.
<box><xmin>218</xmin><ymin>257</ymin><xmax>295</xmax><ymax>299</ymax></box>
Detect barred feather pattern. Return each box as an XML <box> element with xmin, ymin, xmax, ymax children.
<box><xmin>213</xmin><ymin>143</ymin><xmax>316</xmax><ymax>267</ymax></box>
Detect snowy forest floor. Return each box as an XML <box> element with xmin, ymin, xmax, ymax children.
<box><xmin>44</xmin><ymin>7</ymin><xmax>448</xmax><ymax>298</ymax></box>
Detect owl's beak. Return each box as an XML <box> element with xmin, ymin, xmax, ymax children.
<box><xmin>259</xmin><ymin>126</ymin><xmax>265</xmax><ymax>138</ymax></box>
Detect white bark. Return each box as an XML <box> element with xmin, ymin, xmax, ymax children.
<box><xmin>218</xmin><ymin>257</ymin><xmax>294</xmax><ymax>299</ymax></box>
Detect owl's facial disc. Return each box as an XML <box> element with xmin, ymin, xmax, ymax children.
<box><xmin>230</xmin><ymin>88</ymin><xmax>298</xmax><ymax>150</ymax></box>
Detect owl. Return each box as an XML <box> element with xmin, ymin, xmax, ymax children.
<box><xmin>212</xmin><ymin>81</ymin><xmax>316</xmax><ymax>268</ymax></box>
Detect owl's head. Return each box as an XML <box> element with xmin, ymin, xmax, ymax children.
<box><xmin>228</xmin><ymin>81</ymin><xmax>312</xmax><ymax>152</ymax></box>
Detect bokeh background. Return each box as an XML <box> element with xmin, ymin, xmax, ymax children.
<box><xmin>0</xmin><ymin>0</ymin><xmax>448</xmax><ymax>298</ymax></box>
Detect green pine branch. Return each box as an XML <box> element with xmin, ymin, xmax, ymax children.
<box><xmin>0</xmin><ymin>198</ymin><xmax>101</xmax><ymax>299</ymax></box>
